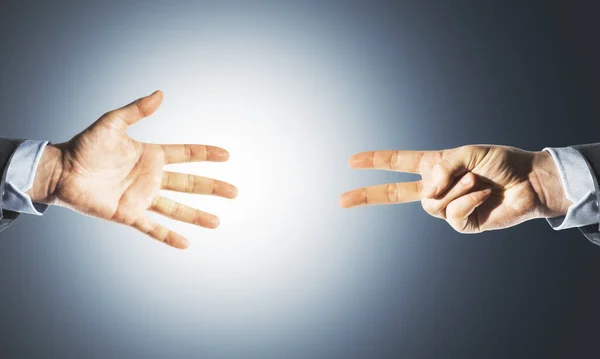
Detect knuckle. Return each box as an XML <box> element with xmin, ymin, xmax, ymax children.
<box><xmin>161</xmin><ymin>173</ymin><xmax>169</xmax><ymax>189</ymax></box>
<box><xmin>451</xmin><ymin>224</ymin><xmax>467</xmax><ymax>234</ymax></box>
<box><xmin>185</xmin><ymin>174</ymin><xmax>195</xmax><ymax>193</ymax></box>
<box><xmin>185</xmin><ymin>145</ymin><xmax>193</xmax><ymax>162</ymax></box>
<box><xmin>151</xmin><ymin>195</ymin><xmax>160</xmax><ymax>209</ymax></box>
<box><xmin>98</xmin><ymin>111</ymin><xmax>121</xmax><ymax>130</ymax></box>
<box><xmin>445</xmin><ymin>216</ymin><xmax>467</xmax><ymax>234</ymax></box>
<box><xmin>372</xmin><ymin>151</ymin><xmax>385</xmax><ymax>168</ymax></box>
<box><xmin>160</xmin><ymin>230</ymin><xmax>170</xmax><ymax>244</ymax></box>
<box><xmin>432</xmin><ymin>203</ymin><xmax>445</xmax><ymax>215</ymax></box>
<box><xmin>358</xmin><ymin>188</ymin><xmax>368</xmax><ymax>205</ymax></box>
<box><xmin>387</xmin><ymin>183</ymin><xmax>399</xmax><ymax>203</ymax></box>
<box><xmin>421</xmin><ymin>199</ymin><xmax>441</xmax><ymax>216</ymax></box>
<box><xmin>191</xmin><ymin>211</ymin><xmax>201</xmax><ymax>226</ymax></box>
<box><xmin>134</xmin><ymin>101</ymin><xmax>146</xmax><ymax>118</ymax></box>
<box><xmin>431</xmin><ymin>162</ymin><xmax>452</xmax><ymax>186</ymax></box>
<box><xmin>415</xmin><ymin>181</ymin><xmax>423</xmax><ymax>196</ymax></box>
<box><xmin>210</xmin><ymin>180</ymin><xmax>218</xmax><ymax>195</ymax></box>
<box><xmin>458</xmin><ymin>145</ymin><xmax>474</xmax><ymax>156</ymax></box>
<box><xmin>102</xmin><ymin>110</ymin><xmax>115</xmax><ymax>120</ymax></box>
<box><xmin>459</xmin><ymin>172</ymin><xmax>475</xmax><ymax>188</ymax></box>
<box><xmin>370</xmin><ymin>150</ymin><xmax>378</xmax><ymax>162</ymax></box>
<box><xmin>146</xmin><ymin>221</ymin><xmax>158</xmax><ymax>237</ymax></box>
<box><xmin>445</xmin><ymin>203</ymin><xmax>460</xmax><ymax>220</ymax></box>
<box><xmin>168</xmin><ymin>202</ymin><xmax>179</xmax><ymax>218</ymax></box>
<box><xmin>433</xmin><ymin>161</ymin><xmax>448</xmax><ymax>174</ymax></box>
<box><xmin>391</xmin><ymin>151</ymin><xmax>400</xmax><ymax>170</ymax></box>
<box><xmin>124</xmin><ymin>214</ymin><xmax>137</xmax><ymax>227</ymax></box>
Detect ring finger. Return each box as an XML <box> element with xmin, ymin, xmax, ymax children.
<box><xmin>161</xmin><ymin>172</ymin><xmax>238</xmax><ymax>199</ymax></box>
<box><xmin>421</xmin><ymin>172</ymin><xmax>477</xmax><ymax>219</ymax></box>
<box><xmin>150</xmin><ymin>196</ymin><xmax>220</xmax><ymax>229</ymax></box>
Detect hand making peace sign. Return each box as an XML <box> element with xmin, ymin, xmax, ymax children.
<box><xmin>340</xmin><ymin>145</ymin><xmax>571</xmax><ymax>233</ymax></box>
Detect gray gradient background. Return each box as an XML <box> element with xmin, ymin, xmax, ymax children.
<box><xmin>1</xmin><ymin>1</ymin><xmax>600</xmax><ymax>358</ymax></box>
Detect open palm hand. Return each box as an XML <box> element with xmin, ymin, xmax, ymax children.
<box><xmin>43</xmin><ymin>91</ymin><xmax>237</xmax><ymax>249</ymax></box>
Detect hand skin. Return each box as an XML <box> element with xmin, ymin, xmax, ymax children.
<box><xmin>26</xmin><ymin>90</ymin><xmax>238</xmax><ymax>249</ymax></box>
<box><xmin>340</xmin><ymin>145</ymin><xmax>572</xmax><ymax>233</ymax></box>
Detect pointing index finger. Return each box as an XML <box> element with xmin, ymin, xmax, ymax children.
<box><xmin>349</xmin><ymin>150</ymin><xmax>426</xmax><ymax>174</ymax></box>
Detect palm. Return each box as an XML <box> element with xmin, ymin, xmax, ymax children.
<box><xmin>51</xmin><ymin>91</ymin><xmax>237</xmax><ymax>249</ymax></box>
<box><xmin>57</xmin><ymin>124</ymin><xmax>163</xmax><ymax>226</ymax></box>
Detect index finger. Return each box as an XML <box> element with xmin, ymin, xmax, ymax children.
<box><xmin>161</xmin><ymin>144</ymin><xmax>230</xmax><ymax>164</ymax></box>
<box><xmin>339</xmin><ymin>181</ymin><xmax>423</xmax><ymax>208</ymax></box>
<box><xmin>349</xmin><ymin>150</ymin><xmax>427</xmax><ymax>173</ymax></box>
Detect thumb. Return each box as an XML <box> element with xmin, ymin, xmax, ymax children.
<box><xmin>422</xmin><ymin>146</ymin><xmax>474</xmax><ymax>198</ymax></box>
<box><xmin>100</xmin><ymin>90</ymin><xmax>164</xmax><ymax>131</ymax></box>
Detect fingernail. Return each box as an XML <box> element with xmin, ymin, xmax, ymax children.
<box><xmin>461</xmin><ymin>175</ymin><xmax>472</xmax><ymax>185</ymax></box>
<box><xmin>423</xmin><ymin>186</ymin><xmax>438</xmax><ymax>198</ymax></box>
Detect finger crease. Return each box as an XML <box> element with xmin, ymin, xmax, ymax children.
<box><xmin>387</xmin><ymin>184</ymin><xmax>398</xmax><ymax>203</ymax></box>
<box><xmin>162</xmin><ymin>231</ymin><xmax>170</xmax><ymax>244</ymax></box>
<box><xmin>134</xmin><ymin>101</ymin><xmax>146</xmax><ymax>118</ymax></box>
<box><xmin>169</xmin><ymin>203</ymin><xmax>180</xmax><ymax>218</ymax></box>
<box><xmin>146</xmin><ymin>221</ymin><xmax>158</xmax><ymax>237</ymax></box>
<box><xmin>391</xmin><ymin>151</ymin><xmax>399</xmax><ymax>170</ymax></box>
<box><xmin>186</xmin><ymin>174</ymin><xmax>194</xmax><ymax>193</ymax></box>
<box><xmin>191</xmin><ymin>211</ymin><xmax>200</xmax><ymax>225</ymax></box>
<box><xmin>185</xmin><ymin>145</ymin><xmax>193</xmax><ymax>162</ymax></box>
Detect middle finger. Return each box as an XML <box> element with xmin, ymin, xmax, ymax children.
<box><xmin>340</xmin><ymin>181</ymin><xmax>422</xmax><ymax>208</ymax></box>
<box><xmin>161</xmin><ymin>172</ymin><xmax>238</xmax><ymax>199</ymax></box>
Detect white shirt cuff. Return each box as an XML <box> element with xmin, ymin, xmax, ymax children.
<box><xmin>1</xmin><ymin>140</ymin><xmax>49</xmax><ymax>215</ymax></box>
<box><xmin>544</xmin><ymin>147</ymin><xmax>598</xmax><ymax>230</ymax></box>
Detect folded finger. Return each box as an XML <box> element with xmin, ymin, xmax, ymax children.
<box><xmin>132</xmin><ymin>215</ymin><xmax>190</xmax><ymax>249</ymax></box>
<box><xmin>421</xmin><ymin>172</ymin><xmax>476</xmax><ymax>219</ymax></box>
<box><xmin>161</xmin><ymin>144</ymin><xmax>229</xmax><ymax>164</ymax></box>
<box><xmin>340</xmin><ymin>181</ymin><xmax>422</xmax><ymax>208</ymax></box>
<box><xmin>161</xmin><ymin>172</ymin><xmax>238</xmax><ymax>198</ymax></box>
<box><xmin>423</xmin><ymin>147</ymin><xmax>473</xmax><ymax>198</ymax></box>
<box><xmin>445</xmin><ymin>188</ymin><xmax>492</xmax><ymax>233</ymax></box>
<box><xmin>150</xmin><ymin>196</ymin><xmax>219</xmax><ymax>229</ymax></box>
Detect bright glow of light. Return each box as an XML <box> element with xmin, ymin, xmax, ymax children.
<box><xmin>52</xmin><ymin>7</ymin><xmax>408</xmax><ymax>350</ymax></box>
<box><xmin>88</xmin><ymin>10</ymin><xmax>377</xmax><ymax>336</ymax></box>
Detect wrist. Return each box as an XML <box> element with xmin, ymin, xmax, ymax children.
<box><xmin>529</xmin><ymin>150</ymin><xmax>572</xmax><ymax>218</ymax></box>
<box><xmin>26</xmin><ymin>144</ymin><xmax>64</xmax><ymax>205</ymax></box>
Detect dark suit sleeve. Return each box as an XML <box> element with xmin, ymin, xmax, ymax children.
<box><xmin>0</xmin><ymin>138</ymin><xmax>25</xmax><ymax>233</ymax></box>
<box><xmin>571</xmin><ymin>144</ymin><xmax>600</xmax><ymax>246</ymax></box>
